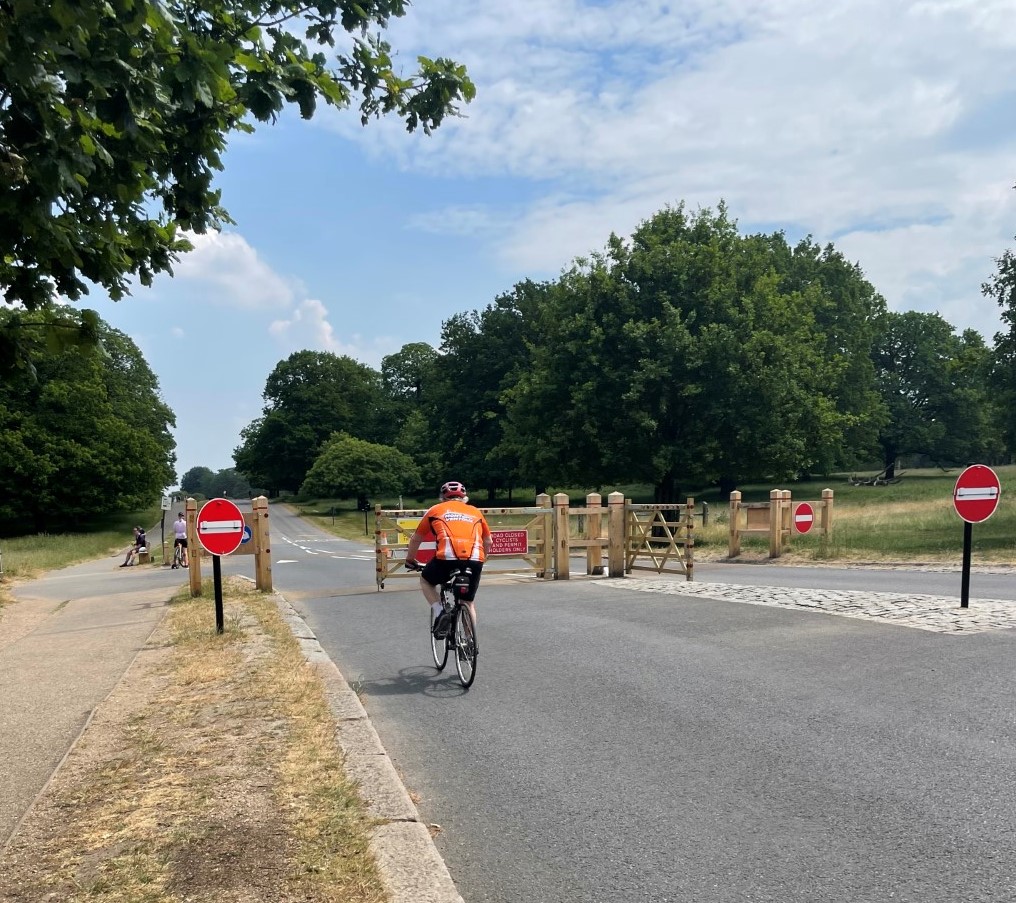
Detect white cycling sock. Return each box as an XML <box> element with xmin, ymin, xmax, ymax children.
<box><xmin>431</xmin><ymin>602</ymin><xmax>443</xmax><ymax>618</ymax></box>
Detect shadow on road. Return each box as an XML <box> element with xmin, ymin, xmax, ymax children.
<box><xmin>356</xmin><ymin>665</ymin><xmax>473</xmax><ymax>699</ymax></box>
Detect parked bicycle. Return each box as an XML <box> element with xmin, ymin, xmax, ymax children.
<box><xmin>406</xmin><ymin>561</ymin><xmax>478</xmax><ymax>688</ymax></box>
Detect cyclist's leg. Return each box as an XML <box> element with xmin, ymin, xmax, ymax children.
<box><xmin>462</xmin><ymin>561</ymin><xmax>483</xmax><ymax>626</ymax></box>
<box><xmin>421</xmin><ymin>559</ymin><xmax>451</xmax><ymax>627</ymax></box>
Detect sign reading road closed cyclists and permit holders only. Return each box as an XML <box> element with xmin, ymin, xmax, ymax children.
<box><xmin>197</xmin><ymin>498</ymin><xmax>245</xmax><ymax>634</ymax></box>
<box><xmin>953</xmin><ymin>465</ymin><xmax>1002</xmax><ymax>609</ymax></box>
<box><xmin>491</xmin><ymin>530</ymin><xmax>529</xmax><ymax>555</ymax></box>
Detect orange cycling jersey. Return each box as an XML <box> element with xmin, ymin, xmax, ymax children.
<box><xmin>420</xmin><ymin>500</ymin><xmax>492</xmax><ymax>562</ymax></box>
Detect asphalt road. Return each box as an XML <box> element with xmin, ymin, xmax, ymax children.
<box><xmin>266</xmin><ymin>503</ymin><xmax>1016</xmax><ymax>903</ymax></box>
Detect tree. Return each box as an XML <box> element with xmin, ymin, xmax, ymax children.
<box><xmin>380</xmin><ymin>342</ymin><xmax>441</xmax><ymax>488</ymax></box>
<box><xmin>181</xmin><ymin>466</ymin><xmax>215</xmax><ymax>496</ymax></box>
<box><xmin>426</xmin><ymin>281</ymin><xmax>547</xmax><ymax>500</ymax></box>
<box><xmin>874</xmin><ymin>311</ymin><xmax>1001</xmax><ymax>469</ymax></box>
<box><xmin>0</xmin><ymin>307</ymin><xmax>175</xmax><ymax>531</ymax></box>
<box><xmin>180</xmin><ymin>465</ymin><xmax>253</xmax><ymax>498</ymax></box>
<box><xmin>984</xmin><ymin>241</ymin><xmax>1016</xmax><ymax>452</ymax></box>
<box><xmin>299</xmin><ymin>432</ymin><xmax>419</xmax><ymax>500</ymax></box>
<box><xmin>234</xmin><ymin>350</ymin><xmax>386</xmax><ymax>492</ymax></box>
<box><xmin>503</xmin><ymin>203</ymin><xmax>886</xmax><ymax>500</ymax></box>
<box><xmin>0</xmin><ymin>0</ymin><xmax>473</xmax><ymax>314</ymax></box>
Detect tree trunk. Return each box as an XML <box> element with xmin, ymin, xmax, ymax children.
<box><xmin>653</xmin><ymin>470</ymin><xmax>678</xmax><ymax>504</ymax></box>
<box><xmin>653</xmin><ymin>471</ymin><xmax>679</xmax><ymax>540</ymax></box>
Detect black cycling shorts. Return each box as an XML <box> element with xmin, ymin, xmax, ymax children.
<box><xmin>174</xmin><ymin>537</ymin><xmax>188</xmax><ymax>548</ymax></box>
<box><xmin>420</xmin><ymin>559</ymin><xmax>483</xmax><ymax>602</ymax></box>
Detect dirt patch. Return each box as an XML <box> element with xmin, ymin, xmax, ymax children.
<box><xmin>0</xmin><ymin>584</ymin><xmax>387</xmax><ymax>903</ymax></box>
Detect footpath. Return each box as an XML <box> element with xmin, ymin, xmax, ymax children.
<box><xmin>0</xmin><ymin>554</ymin><xmax>463</xmax><ymax>903</ymax></box>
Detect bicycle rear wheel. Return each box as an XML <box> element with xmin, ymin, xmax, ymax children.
<box><xmin>454</xmin><ymin>605</ymin><xmax>478</xmax><ymax>688</ymax></box>
<box><xmin>430</xmin><ymin>608</ymin><xmax>449</xmax><ymax>671</ymax></box>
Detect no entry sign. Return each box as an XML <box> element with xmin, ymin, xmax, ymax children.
<box><xmin>953</xmin><ymin>465</ymin><xmax>1001</xmax><ymax>524</ymax></box>
<box><xmin>197</xmin><ymin>498</ymin><xmax>246</xmax><ymax>556</ymax></box>
<box><xmin>793</xmin><ymin>502</ymin><xmax>815</xmax><ymax>534</ymax></box>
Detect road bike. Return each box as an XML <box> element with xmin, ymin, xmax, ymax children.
<box><xmin>171</xmin><ymin>541</ymin><xmax>186</xmax><ymax>569</ymax></box>
<box><xmin>406</xmin><ymin>561</ymin><xmax>479</xmax><ymax>688</ymax></box>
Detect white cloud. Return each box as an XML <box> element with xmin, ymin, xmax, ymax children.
<box><xmin>337</xmin><ymin>0</ymin><xmax>1016</xmax><ymax>338</ymax></box>
<box><xmin>173</xmin><ymin>231</ymin><xmax>297</xmax><ymax>310</ymax></box>
<box><xmin>267</xmin><ymin>299</ymin><xmax>401</xmax><ymax>366</ymax></box>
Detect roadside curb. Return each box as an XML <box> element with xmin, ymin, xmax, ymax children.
<box><xmin>274</xmin><ymin>594</ymin><xmax>465</xmax><ymax>903</ymax></box>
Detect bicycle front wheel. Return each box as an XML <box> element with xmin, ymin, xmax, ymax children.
<box><xmin>430</xmin><ymin>609</ymin><xmax>449</xmax><ymax>671</ymax></box>
<box><xmin>454</xmin><ymin>605</ymin><xmax>478</xmax><ymax>688</ymax></box>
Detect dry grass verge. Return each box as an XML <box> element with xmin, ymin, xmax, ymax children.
<box><xmin>0</xmin><ymin>578</ymin><xmax>388</xmax><ymax>903</ymax></box>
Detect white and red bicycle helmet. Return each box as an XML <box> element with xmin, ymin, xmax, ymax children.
<box><xmin>440</xmin><ymin>481</ymin><xmax>467</xmax><ymax>500</ymax></box>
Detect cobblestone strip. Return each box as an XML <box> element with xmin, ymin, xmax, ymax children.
<box><xmin>597</xmin><ymin>579</ymin><xmax>1016</xmax><ymax>635</ymax></box>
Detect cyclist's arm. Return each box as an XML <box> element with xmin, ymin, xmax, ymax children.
<box><xmin>481</xmin><ymin>519</ymin><xmax>492</xmax><ymax>557</ymax></box>
<box><xmin>405</xmin><ymin>533</ymin><xmax>420</xmax><ymax>565</ymax></box>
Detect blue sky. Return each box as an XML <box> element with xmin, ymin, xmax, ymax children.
<box><xmin>83</xmin><ymin>0</ymin><xmax>1016</xmax><ymax>484</ymax></box>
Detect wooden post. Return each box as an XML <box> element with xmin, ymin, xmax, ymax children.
<box><xmin>586</xmin><ymin>492</ymin><xmax>603</xmax><ymax>575</ymax></box>
<box><xmin>536</xmin><ymin>493</ymin><xmax>553</xmax><ymax>579</ymax></box>
<box><xmin>769</xmin><ymin>489</ymin><xmax>781</xmax><ymax>558</ymax></box>
<box><xmin>252</xmin><ymin>495</ymin><xmax>272</xmax><ymax>591</ymax></box>
<box><xmin>729</xmin><ymin>490</ymin><xmax>741</xmax><ymax>558</ymax></box>
<box><xmin>821</xmin><ymin>488</ymin><xmax>834</xmax><ymax>542</ymax></box>
<box><xmin>684</xmin><ymin>497</ymin><xmax>695</xmax><ymax>581</ymax></box>
<box><xmin>780</xmin><ymin>489</ymin><xmax>792</xmax><ymax>551</ymax></box>
<box><xmin>186</xmin><ymin>497</ymin><xmax>202</xmax><ymax>597</ymax></box>
<box><xmin>553</xmin><ymin>493</ymin><xmax>570</xmax><ymax>580</ymax></box>
<box><xmin>607</xmin><ymin>492</ymin><xmax>625</xmax><ymax>578</ymax></box>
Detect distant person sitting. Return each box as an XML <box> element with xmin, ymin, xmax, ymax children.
<box><xmin>120</xmin><ymin>526</ymin><xmax>147</xmax><ymax>567</ymax></box>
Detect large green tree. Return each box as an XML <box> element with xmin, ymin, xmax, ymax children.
<box><xmin>873</xmin><ymin>311</ymin><xmax>1000</xmax><ymax>470</ymax></box>
<box><xmin>0</xmin><ymin>0</ymin><xmax>473</xmax><ymax>314</ymax></box>
<box><xmin>502</xmin><ymin>203</ymin><xmax>886</xmax><ymax>500</ymax></box>
<box><xmin>380</xmin><ymin>342</ymin><xmax>441</xmax><ymax>488</ymax></box>
<box><xmin>984</xmin><ymin>240</ymin><xmax>1016</xmax><ymax>452</ymax></box>
<box><xmin>426</xmin><ymin>281</ymin><xmax>547</xmax><ymax>501</ymax></box>
<box><xmin>234</xmin><ymin>350</ymin><xmax>385</xmax><ymax>492</ymax></box>
<box><xmin>299</xmin><ymin>432</ymin><xmax>419</xmax><ymax>500</ymax></box>
<box><xmin>0</xmin><ymin>307</ymin><xmax>175</xmax><ymax>531</ymax></box>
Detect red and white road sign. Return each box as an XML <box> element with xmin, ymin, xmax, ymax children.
<box><xmin>793</xmin><ymin>502</ymin><xmax>815</xmax><ymax>534</ymax></box>
<box><xmin>197</xmin><ymin>498</ymin><xmax>246</xmax><ymax>556</ymax></box>
<box><xmin>953</xmin><ymin>465</ymin><xmax>1001</xmax><ymax>524</ymax></box>
<box><xmin>398</xmin><ymin>518</ymin><xmax>436</xmax><ymax>563</ymax></box>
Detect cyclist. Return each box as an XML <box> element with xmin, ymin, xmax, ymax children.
<box><xmin>172</xmin><ymin>512</ymin><xmax>189</xmax><ymax>568</ymax></box>
<box><xmin>405</xmin><ymin>481</ymin><xmax>492</xmax><ymax>638</ymax></box>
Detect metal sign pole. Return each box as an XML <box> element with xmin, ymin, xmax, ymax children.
<box><xmin>960</xmin><ymin>521</ymin><xmax>972</xmax><ymax>609</ymax></box>
<box><xmin>213</xmin><ymin>554</ymin><xmax>224</xmax><ymax>633</ymax></box>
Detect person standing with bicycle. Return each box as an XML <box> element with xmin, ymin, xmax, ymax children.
<box><xmin>172</xmin><ymin>512</ymin><xmax>189</xmax><ymax>568</ymax></box>
<box><xmin>405</xmin><ymin>481</ymin><xmax>492</xmax><ymax>638</ymax></box>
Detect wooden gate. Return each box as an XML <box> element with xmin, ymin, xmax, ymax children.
<box><xmin>624</xmin><ymin>500</ymin><xmax>694</xmax><ymax>579</ymax></box>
